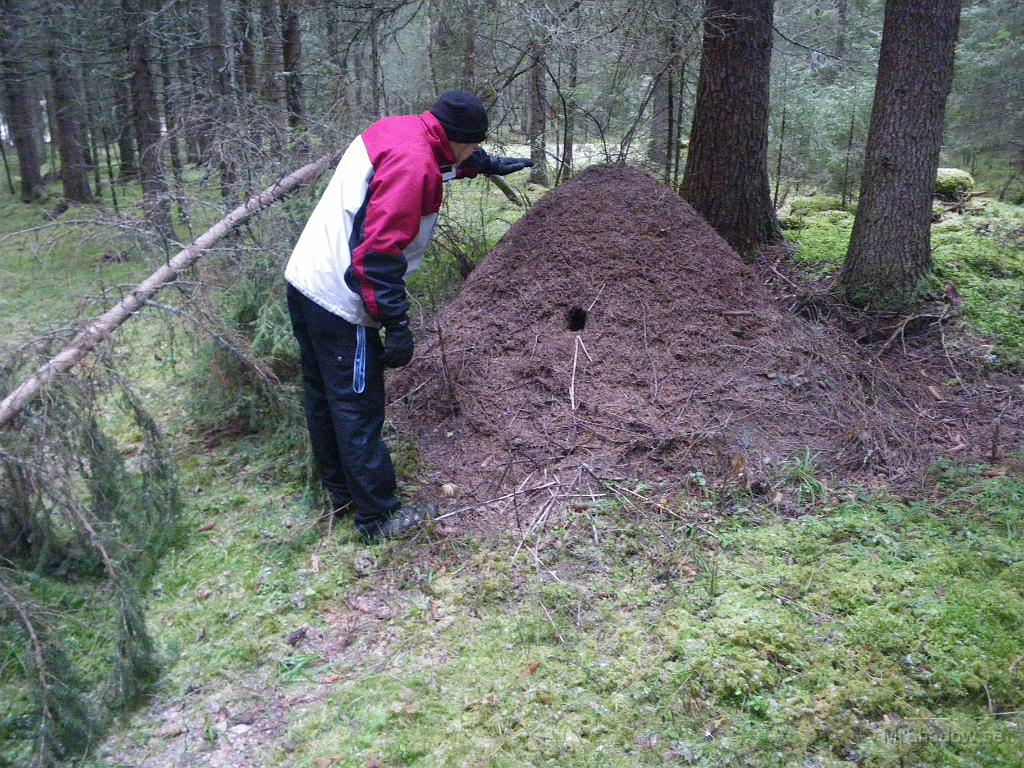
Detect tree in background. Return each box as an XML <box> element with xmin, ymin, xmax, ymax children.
<box><xmin>45</xmin><ymin>15</ymin><xmax>93</xmax><ymax>205</ymax></box>
<box><xmin>0</xmin><ymin>0</ymin><xmax>45</xmax><ymax>201</ymax></box>
<box><xmin>681</xmin><ymin>0</ymin><xmax>781</xmax><ymax>256</ymax></box>
<box><xmin>840</xmin><ymin>0</ymin><xmax>962</xmax><ymax>308</ymax></box>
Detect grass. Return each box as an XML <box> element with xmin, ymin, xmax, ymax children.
<box><xmin>83</xmin><ymin>455</ymin><xmax>1023</xmax><ymax>767</ymax></box>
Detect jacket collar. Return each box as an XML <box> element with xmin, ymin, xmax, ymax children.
<box><xmin>420</xmin><ymin>111</ymin><xmax>456</xmax><ymax>166</ymax></box>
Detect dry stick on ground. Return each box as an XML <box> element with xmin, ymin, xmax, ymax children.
<box><xmin>0</xmin><ymin>152</ymin><xmax>340</xmax><ymax>430</ymax></box>
<box><xmin>434</xmin><ymin>317</ymin><xmax>458</xmax><ymax>415</ymax></box>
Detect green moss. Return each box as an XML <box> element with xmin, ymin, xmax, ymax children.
<box><xmin>265</xmin><ymin>469</ymin><xmax>1024</xmax><ymax>768</ymax></box>
<box><xmin>786</xmin><ymin>200</ymin><xmax>1024</xmax><ymax>365</ymax></box>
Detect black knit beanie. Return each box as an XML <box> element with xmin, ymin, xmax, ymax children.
<box><xmin>430</xmin><ymin>90</ymin><xmax>488</xmax><ymax>144</ymax></box>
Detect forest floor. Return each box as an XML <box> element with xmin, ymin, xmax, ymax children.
<box><xmin>1</xmin><ymin>169</ymin><xmax>1023</xmax><ymax>768</ymax></box>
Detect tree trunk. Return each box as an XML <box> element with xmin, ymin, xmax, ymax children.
<box><xmin>282</xmin><ymin>2</ymin><xmax>304</xmax><ymax>128</ymax></box>
<box><xmin>157</xmin><ymin>35</ymin><xmax>187</xmax><ymax>223</ymax></box>
<box><xmin>260</xmin><ymin>0</ymin><xmax>286</xmax><ymax>141</ymax></box>
<box><xmin>123</xmin><ymin>0</ymin><xmax>173</xmax><ymax>238</ymax></box>
<box><xmin>322</xmin><ymin>3</ymin><xmax>349</xmax><ymax>114</ymax></box>
<box><xmin>369</xmin><ymin>22</ymin><xmax>382</xmax><ymax>115</ymax></box>
<box><xmin>461</xmin><ymin>0</ymin><xmax>476</xmax><ymax>91</ymax></box>
<box><xmin>681</xmin><ymin>0</ymin><xmax>781</xmax><ymax>257</ymax></box>
<box><xmin>836</xmin><ymin>0</ymin><xmax>848</xmax><ymax>60</ymax></box>
<box><xmin>112</xmin><ymin>75</ymin><xmax>138</xmax><ymax>180</ymax></box>
<box><xmin>236</xmin><ymin>0</ymin><xmax>259</xmax><ymax>98</ymax></box>
<box><xmin>0</xmin><ymin>0</ymin><xmax>46</xmax><ymax>201</ymax></box>
<box><xmin>839</xmin><ymin>0</ymin><xmax>962</xmax><ymax>309</ymax></box>
<box><xmin>527</xmin><ymin>41</ymin><xmax>549</xmax><ymax>186</ymax></box>
<box><xmin>558</xmin><ymin>44</ymin><xmax>578</xmax><ymax>183</ymax></box>
<box><xmin>47</xmin><ymin>45</ymin><xmax>93</xmax><ymax>203</ymax></box>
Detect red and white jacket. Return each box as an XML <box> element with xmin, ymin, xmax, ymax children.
<box><xmin>285</xmin><ymin>111</ymin><xmax>478</xmax><ymax>326</ymax></box>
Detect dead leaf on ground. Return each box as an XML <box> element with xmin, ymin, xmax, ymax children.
<box><xmin>523</xmin><ymin>661</ymin><xmax>541</xmax><ymax>677</ymax></box>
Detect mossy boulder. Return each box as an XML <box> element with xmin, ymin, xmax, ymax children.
<box><xmin>788</xmin><ymin>195</ymin><xmax>846</xmax><ymax>217</ymax></box>
<box><xmin>935</xmin><ymin>168</ymin><xmax>975</xmax><ymax>200</ymax></box>
<box><xmin>780</xmin><ymin>195</ymin><xmax>851</xmax><ymax>230</ymax></box>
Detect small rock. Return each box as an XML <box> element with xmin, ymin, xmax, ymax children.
<box><xmin>285</xmin><ymin>627</ymin><xmax>309</xmax><ymax>646</ymax></box>
<box><xmin>227</xmin><ymin>710</ymin><xmax>257</xmax><ymax>726</ymax></box>
<box><xmin>156</xmin><ymin>720</ymin><xmax>186</xmax><ymax>738</ymax></box>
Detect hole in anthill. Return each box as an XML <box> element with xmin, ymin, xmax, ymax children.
<box><xmin>566</xmin><ymin>307</ymin><xmax>587</xmax><ymax>331</ymax></box>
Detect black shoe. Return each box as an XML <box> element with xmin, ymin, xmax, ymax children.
<box><xmin>357</xmin><ymin>504</ymin><xmax>437</xmax><ymax>543</ymax></box>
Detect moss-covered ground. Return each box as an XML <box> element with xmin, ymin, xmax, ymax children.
<box><xmin>783</xmin><ymin>199</ymin><xmax>1024</xmax><ymax>366</ymax></box>
<box><xmin>2</xmin><ymin>174</ymin><xmax>1023</xmax><ymax>767</ymax></box>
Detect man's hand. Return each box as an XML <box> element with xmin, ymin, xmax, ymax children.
<box><xmin>467</xmin><ymin>147</ymin><xmax>534</xmax><ymax>177</ymax></box>
<box><xmin>381</xmin><ymin>316</ymin><xmax>414</xmax><ymax>368</ymax></box>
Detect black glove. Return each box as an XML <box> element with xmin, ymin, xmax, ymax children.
<box><xmin>467</xmin><ymin>147</ymin><xmax>534</xmax><ymax>176</ymax></box>
<box><xmin>381</xmin><ymin>316</ymin><xmax>414</xmax><ymax>369</ymax></box>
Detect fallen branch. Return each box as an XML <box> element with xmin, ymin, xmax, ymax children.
<box><xmin>487</xmin><ymin>174</ymin><xmax>527</xmax><ymax>207</ymax></box>
<box><xmin>0</xmin><ymin>151</ymin><xmax>340</xmax><ymax>429</ymax></box>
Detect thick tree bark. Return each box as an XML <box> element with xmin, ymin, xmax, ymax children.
<box><xmin>282</xmin><ymin>2</ymin><xmax>304</xmax><ymax>128</ymax></box>
<box><xmin>839</xmin><ymin>0</ymin><xmax>962</xmax><ymax>309</ymax></box>
<box><xmin>47</xmin><ymin>46</ymin><xmax>93</xmax><ymax>203</ymax></box>
<box><xmin>527</xmin><ymin>42</ymin><xmax>549</xmax><ymax>186</ymax></box>
<box><xmin>123</xmin><ymin>0</ymin><xmax>173</xmax><ymax>238</ymax></box>
<box><xmin>0</xmin><ymin>1</ymin><xmax>46</xmax><ymax>201</ymax></box>
<box><xmin>681</xmin><ymin>0</ymin><xmax>781</xmax><ymax>257</ymax></box>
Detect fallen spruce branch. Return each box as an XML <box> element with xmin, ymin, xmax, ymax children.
<box><xmin>0</xmin><ymin>151</ymin><xmax>340</xmax><ymax>430</ymax></box>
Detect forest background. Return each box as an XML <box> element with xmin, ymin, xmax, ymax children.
<box><xmin>1</xmin><ymin>0</ymin><xmax>1023</xmax><ymax>766</ymax></box>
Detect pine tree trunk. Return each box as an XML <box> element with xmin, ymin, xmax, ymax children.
<box><xmin>558</xmin><ymin>44</ymin><xmax>578</xmax><ymax>183</ymax></box>
<box><xmin>47</xmin><ymin>45</ymin><xmax>93</xmax><ymax>203</ymax></box>
<box><xmin>0</xmin><ymin>0</ymin><xmax>46</xmax><ymax>201</ymax></box>
<box><xmin>322</xmin><ymin>3</ymin><xmax>349</xmax><ymax>115</ymax></box>
<box><xmin>260</xmin><ymin>0</ymin><xmax>286</xmax><ymax>141</ymax></box>
<box><xmin>839</xmin><ymin>0</ymin><xmax>962</xmax><ymax>309</ymax></box>
<box><xmin>648</xmin><ymin>67</ymin><xmax>670</xmax><ymax>174</ymax></box>
<box><xmin>123</xmin><ymin>0</ymin><xmax>173</xmax><ymax>238</ymax></box>
<box><xmin>282</xmin><ymin>2</ymin><xmax>304</xmax><ymax>128</ymax></box>
<box><xmin>157</xmin><ymin>35</ymin><xmax>187</xmax><ymax>222</ymax></box>
<box><xmin>112</xmin><ymin>75</ymin><xmax>138</xmax><ymax>180</ymax></box>
<box><xmin>527</xmin><ymin>42</ymin><xmax>549</xmax><ymax>186</ymax></box>
<box><xmin>236</xmin><ymin>0</ymin><xmax>259</xmax><ymax>97</ymax></box>
<box><xmin>836</xmin><ymin>0</ymin><xmax>848</xmax><ymax>60</ymax></box>
<box><xmin>461</xmin><ymin>0</ymin><xmax>476</xmax><ymax>91</ymax></box>
<box><xmin>370</xmin><ymin>22</ymin><xmax>382</xmax><ymax>115</ymax></box>
<box><xmin>681</xmin><ymin>0</ymin><xmax>781</xmax><ymax>257</ymax></box>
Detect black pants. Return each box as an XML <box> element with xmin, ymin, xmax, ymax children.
<box><xmin>286</xmin><ymin>284</ymin><xmax>399</xmax><ymax>529</ymax></box>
